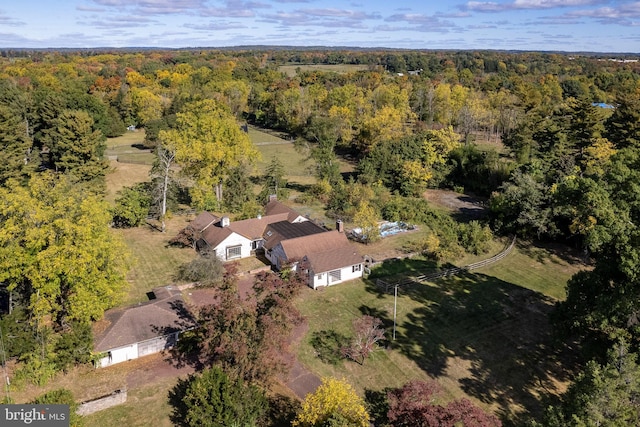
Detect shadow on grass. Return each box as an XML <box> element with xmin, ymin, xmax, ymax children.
<box><xmin>363</xmin><ymin>269</ymin><xmax>580</xmax><ymax>426</ymax></box>
<box><xmin>515</xmin><ymin>239</ymin><xmax>588</xmax><ymax>266</ymax></box>
<box><xmin>310</xmin><ymin>330</ymin><xmax>349</xmax><ymax>365</ymax></box>
<box><xmin>367</xmin><ymin>257</ymin><xmax>439</xmax><ymax>281</ymax></box>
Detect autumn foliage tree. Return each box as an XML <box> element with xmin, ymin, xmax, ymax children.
<box><xmin>179</xmin><ymin>269</ymin><xmax>304</xmax><ymax>386</ymax></box>
<box><xmin>387</xmin><ymin>380</ymin><xmax>501</xmax><ymax>427</ymax></box>
<box><xmin>341</xmin><ymin>315</ymin><xmax>386</xmax><ymax>365</ymax></box>
<box><xmin>293</xmin><ymin>377</ymin><xmax>370</xmax><ymax>427</ymax></box>
<box><xmin>0</xmin><ymin>173</ymin><xmax>129</xmax><ymax>326</ymax></box>
<box><xmin>159</xmin><ymin>99</ymin><xmax>259</xmax><ymax>210</ymax></box>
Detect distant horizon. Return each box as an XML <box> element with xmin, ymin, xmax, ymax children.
<box><xmin>1</xmin><ymin>44</ymin><xmax>638</xmax><ymax>57</ymax></box>
<box><xmin>1</xmin><ymin>1</ymin><xmax>639</xmax><ymax>54</ymax></box>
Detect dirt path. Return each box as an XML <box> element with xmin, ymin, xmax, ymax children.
<box><xmin>125</xmin><ymin>352</ymin><xmax>196</xmax><ymax>390</ymax></box>
<box><xmin>423</xmin><ymin>189</ymin><xmax>487</xmax><ymax>219</ymax></box>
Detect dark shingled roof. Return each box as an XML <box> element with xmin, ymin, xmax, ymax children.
<box><xmin>93</xmin><ymin>286</ymin><xmax>195</xmax><ymax>352</ymax></box>
<box><xmin>263</xmin><ymin>220</ymin><xmax>326</xmax><ymax>250</ymax></box>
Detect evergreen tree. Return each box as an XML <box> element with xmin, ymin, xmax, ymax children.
<box><xmin>259</xmin><ymin>156</ymin><xmax>288</xmax><ymax>202</ymax></box>
<box><xmin>48</xmin><ymin>109</ymin><xmax>108</xmax><ymax>188</ymax></box>
<box><xmin>0</xmin><ymin>105</ymin><xmax>34</xmax><ymax>185</ymax></box>
<box><xmin>538</xmin><ymin>342</ymin><xmax>640</xmax><ymax>427</ymax></box>
<box><xmin>169</xmin><ymin>366</ymin><xmax>267</xmax><ymax>427</ymax></box>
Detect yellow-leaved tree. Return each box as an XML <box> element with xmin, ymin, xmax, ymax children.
<box><xmin>159</xmin><ymin>99</ymin><xmax>259</xmax><ymax>210</ymax></box>
<box><xmin>293</xmin><ymin>377</ymin><xmax>370</xmax><ymax>427</ymax></box>
<box><xmin>0</xmin><ymin>173</ymin><xmax>130</xmax><ymax>325</ymax></box>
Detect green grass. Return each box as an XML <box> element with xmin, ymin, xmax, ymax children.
<box><xmin>113</xmin><ymin>217</ymin><xmax>197</xmax><ymax>305</ymax></box>
<box><xmin>279</xmin><ymin>64</ymin><xmax>370</xmax><ymax>77</ymax></box>
<box><xmin>84</xmin><ymin>378</ymin><xmax>176</xmax><ymax>427</ymax></box>
<box><xmin>106</xmin><ymin>130</ymin><xmax>146</xmax><ymax>148</ymax></box>
<box><xmin>105</xmin><ymin>130</ymin><xmax>155</xmax><ymax>165</ymax></box>
<box><xmin>295</xmin><ymin>244</ymin><xmax>585</xmax><ymax>425</ymax></box>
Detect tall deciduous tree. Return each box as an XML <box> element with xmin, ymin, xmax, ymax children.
<box><xmin>293</xmin><ymin>377</ymin><xmax>370</xmax><ymax>427</ymax></box>
<box><xmin>0</xmin><ymin>174</ymin><xmax>129</xmax><ymax>326</ymax></box>
<box><xmin>179</xmin><ymin>270</ymin><xmax>303</xmax><ymax>386</ymax></box>
<box><xmin>160</xmin><ymin>99</ymin><xmax>259</xmax><ymax>210</ymax></box>
<box><xmin>151</xmin><ymin>141</ymin><xmax>177</xmax><ymax>232</ymax></box>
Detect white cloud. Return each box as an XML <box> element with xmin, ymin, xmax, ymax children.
<box><xmin>464</xmin><ymin>0</ymin><xmax>607</xmax><ymax>12</ymax></box>
<box><xmin>184</xmin><ymin>21</ymin><xmax>248</xmax><ymax>30</ymax></box>
<box><xmin>0</xmin><ymin>12</ymin><xmax>25</xmax><ymax>26</ymax></box>
<box><xmin>91</xmin><ymin>0</ymin><xmax>208</xmax><ymax>15</ymax></box>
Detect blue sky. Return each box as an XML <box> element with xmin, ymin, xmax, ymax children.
<box><xmin>0</xmin><ymin>1</ymin><xmax>638</xmax><ymax>52</ymax></box>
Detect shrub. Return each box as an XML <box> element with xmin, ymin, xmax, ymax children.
<box><xmin>111</xmin><ymin>183</ymin><xmax>150</xmax><ymax>228</ymax></box>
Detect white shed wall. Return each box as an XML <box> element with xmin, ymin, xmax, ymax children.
<box><xmin>311</xmin><ymin>264</ymin><xmax>363</xmax><ymax>289</ymax></box>
<box><xmin>214</xmin><ymin>233</ymin><xmax>253</xmax><ymax>261</ymax></box>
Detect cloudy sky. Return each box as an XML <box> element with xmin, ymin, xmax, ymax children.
<box><xmin>0</xmin><ymin>0</ymin><xmax>638</xmax><ymax>52</ymax></box>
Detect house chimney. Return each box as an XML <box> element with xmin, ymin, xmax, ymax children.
<box><xmin>268</xmin><ymin>194</ymin><xmax>277</xmax><ymax>203</ymax></box>
<box><xmin>221</xmin><ymin>216</ymin><xmax>230</xmax><ymax>227</ymax></box>
<box><xmin>336</xmin><ymin>219</ymin><xmax>344</xmax><ymax>233</ymax></box>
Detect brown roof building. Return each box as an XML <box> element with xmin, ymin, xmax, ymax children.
<box><xmin>93</xmin><ymin>286</ymin><xmax>195</xmax><ymax>368</ymax></box>
<box><xmin>181</xmin><ymin>199</ymin><xmax>364</xmax><ymax>288</ymax></box>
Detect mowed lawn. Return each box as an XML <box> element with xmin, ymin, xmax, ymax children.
<box><xmin>112</xmin><ymin>216</ymin><xmax>197</xmax><ymax>306</ymax></box>
<box><xmin>295</xmin><ymin>243</ymin><xmax>586</xmax><ymax>425</ymax></box>
<box><xmin>279</xmin><ymin>64</ymin><xmax>370</xmax><ymax>77</ymax></box>
<box><xmin>105</xmin><ymin>129</ymin><xmax>155</xmax><ymax>165</ymax></box>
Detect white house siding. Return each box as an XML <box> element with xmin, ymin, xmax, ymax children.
<box><xmin>311</xmin><ymin>264</ymin><xmax>363</xmax><ymax>289</ymax></box>
<box><xmin>214</xmin><ymin>233</ymin><xmax>253</xmax><ymax>261</ymax></box>
<box><xmin>98</xmin><ymin>343</ymin><xmax>138</xmax><ymax>368</ymax></box>
<box><xmin>265</xmin><ymin>244</ymin><xmax>288</xmax><ymax>269</ymax></box>
<box><xmin>98</xmin><ymin>333</ymin><xmax>180</xmax><ymax>368</ymax></box>
<box><xmin>137</xmin><ymin>333</ymin><xmax>177</xmax><ymax>357</ymax></box>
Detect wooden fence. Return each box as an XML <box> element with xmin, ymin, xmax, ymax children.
<box><xmin>376</xmin><ymin>236</ymin><xmax>516</xmax><ymax>293</ymax></box>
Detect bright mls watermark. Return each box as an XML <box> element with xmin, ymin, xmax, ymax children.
<box><xmin>1</xmin><ymin>404</ymin><xmax>69</xmax><ymax>426</ymax></box>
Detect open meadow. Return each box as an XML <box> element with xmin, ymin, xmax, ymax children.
<box><xmin>295</xmin><ymin>234</ymin><xmax>585</xmax><ymax>426</ymax></box>
<box><xmin>278</xmin><ymin>64</ymin><xmax>370</xmax><ymax>77</ymax></box>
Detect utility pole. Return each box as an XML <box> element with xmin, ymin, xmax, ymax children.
<box><xmin>393</xmin><ymin>283</ymin><xmax>399</xmax><ymax>341</ymax></box>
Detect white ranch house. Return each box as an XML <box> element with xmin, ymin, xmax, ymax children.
<box><xmin>187</xmin><ymin>199</ymin><xmax>364</xmax><ymax>289</ymax></box>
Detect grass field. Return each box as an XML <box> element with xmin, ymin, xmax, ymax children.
<box><xmin>295</xmin><ymin>243</ymin><xmax>584</xmax><ymax>425</ymax></box>
<box><xmin>279</xmin><ymin>64</ymin><xmax>370</xmax><ymax>77</ymax></box>
<box><xmin>112</xmin><ymin>216</ymin><xmax>198</xmax><ymax>305</ymax></box>
<box><xmin>105</xmin><ymin>130</ymin><xmax>155</xmax><ymax>165</ymax></box>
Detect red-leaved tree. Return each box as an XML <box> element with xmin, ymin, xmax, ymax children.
<box><xmin>387</xmin><ymin>380</ymin><xmax>501</xmax><ymax>427</ymax></box>
<box><xmin>341</xmin><ymin>315</ymin><xmax>386</xmax><ymax>365</ymax></box>
<box><xmin>179</xmin><ymin>268</ymin><xmax>304</xmax><ymax>386</ymax></box>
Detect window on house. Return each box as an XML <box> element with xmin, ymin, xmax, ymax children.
<box><xmin>317</xmin><ymin>273</ymin><xmax>323</xmax><ymax>280</ymax></box>
<box><xmin>352</xmin><ymin>264</ymin><xmax>362</xmax><ymax>273</ymax></box>
<box><xmin>329</xmin><ymin>269</ymin><xmax>341</xmax><ymax>282</ymax></box>
<box><xmin>226</xmin><ymin>245</ymin><xmax>242</xmax><ymax>260</ymax></box>
<box><xmin>251</xmin><ymin>240</ymin><xmax>259</xmax><ymax>250</ymax></box>
<box><xmin>266</xmin><ymin>230</ymin><xmax>273</xmax><ymax>237</ymax></box>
